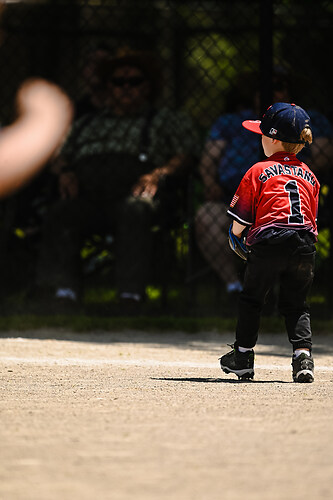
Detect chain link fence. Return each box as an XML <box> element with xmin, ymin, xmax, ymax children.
<box><xmin>0</xmin><ymin>0</ymin><xmax>332</xmax><ymax>316</ymax></box>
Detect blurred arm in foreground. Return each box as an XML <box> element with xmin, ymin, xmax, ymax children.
<box><xmin>0</xmin><ymin>78</ymin><xmax>73</xmax><ymax>198</ymax></box>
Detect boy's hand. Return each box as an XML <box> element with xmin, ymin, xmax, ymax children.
<box><xmin>228</xmin><ymin>224</ymin><xmax>248</xmax><ymax>260</ymax></box>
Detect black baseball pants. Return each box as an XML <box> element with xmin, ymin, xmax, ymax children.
<box><xmin>235</xmin><ymin>235</ymin><xmax>316</xmax><ymax>352</ymax></box>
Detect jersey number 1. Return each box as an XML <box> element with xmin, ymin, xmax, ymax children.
<box><xmin>285</xmin><ymin>180</ymin><xmax>304</xmax><ymax>224</ymax></box>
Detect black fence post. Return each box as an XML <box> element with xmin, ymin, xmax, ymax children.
<box><xmin>259</xmin><ymin>0</ymin><xmax>273</xmax><ymax>115</ymax></box>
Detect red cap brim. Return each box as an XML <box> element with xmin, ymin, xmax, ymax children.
<box><xmin>242</xmin><ymin>120</ymin><xmax>263</xmax><ymax>135</ymax></box>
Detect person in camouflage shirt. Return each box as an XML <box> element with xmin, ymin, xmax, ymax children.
<box><xmin>36</xmin><ymin>48</ymin><xmax>199</xmax><ymax>309</ymax></box>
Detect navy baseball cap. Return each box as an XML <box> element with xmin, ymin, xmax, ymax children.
<box><xmin>242</xmin><ymin>102</ymin><xmax>312</xmax><ymax>144</ymax></box>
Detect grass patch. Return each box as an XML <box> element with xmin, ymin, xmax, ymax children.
<box><xmin>0</xmin><ymin>313</ymin><xmax>332</xmax><ymax>336</ymax></box>
<box><xmin>0</xmin><ymin>313</ymin><xmax>285</xmax><ymax>334</ymax></box>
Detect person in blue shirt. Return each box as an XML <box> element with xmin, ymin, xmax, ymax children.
<box><xmin>195</xmin><ymin>73</ymin><xmax>261</xmax><ymax>295</ymax></box>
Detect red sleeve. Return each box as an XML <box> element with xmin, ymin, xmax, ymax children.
<box><xmin>227</xmin><ymin>167</ymin><xmax>258</xmax><ymax>225</ymax></box>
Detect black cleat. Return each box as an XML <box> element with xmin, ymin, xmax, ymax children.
<box><xmin>292</xmin><ymin>353</ymin><xmax>314</xmax><ymax>383</ymax></box>
<box><xmin>219</xmin><ymin>344</ymin><xmax>255</xmax><ymax>380</ymax></box>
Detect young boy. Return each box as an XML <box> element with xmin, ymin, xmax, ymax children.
<box><xmin>219</xmin><ymin>102</ymin><xmax>319</xmax><ymax>383</ymax></box>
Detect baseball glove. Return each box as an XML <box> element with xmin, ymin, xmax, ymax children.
<box><xmin>228</xmin><ymin>224</ymin><xmax>248</xmax><ymax>260</ymax></box>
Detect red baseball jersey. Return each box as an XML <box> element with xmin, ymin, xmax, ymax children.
<box><xmin>227</xmin><ymin>151</ymin><xmax>320</xmax><ymax>246</ymax></box>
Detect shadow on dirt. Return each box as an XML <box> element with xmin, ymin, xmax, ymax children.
<box><xmin>151</xmin><ymin>377</ymin><xmax>290</xmax><ymax>384</ymax></box>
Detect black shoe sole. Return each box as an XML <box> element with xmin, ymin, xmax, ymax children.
<box><xmin>293</xmin><ymin>371</ymin><xmax>314</xmax><ymax>383</ymax></box>
<box><xmin>221</xmin><ymin>366</ymin><xmax>254</xmax><ymax>380</ymax></box>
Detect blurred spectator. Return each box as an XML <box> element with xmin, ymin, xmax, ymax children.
<box><xmin>35</xmin><ymin>47</ymin><xmax>199</xmax><ymax>310</ymax></box>
<box><xmin>195</xmin><ymin>72</ymin><xmax>261</xmax><ymax>295</ymax></box>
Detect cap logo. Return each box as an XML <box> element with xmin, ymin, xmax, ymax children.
<box><xmin>269</xmin><ymin>128</ymin><xmax>277</xmax><ymax>136</ymax></box>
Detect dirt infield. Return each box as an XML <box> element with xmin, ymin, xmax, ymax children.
<box><xmin>1</xmin><ymin>329</ymin><xmax>333</xmax><ymax>500</ymax></box>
